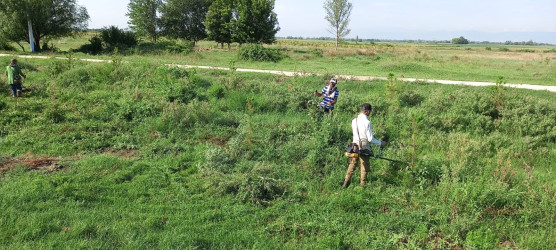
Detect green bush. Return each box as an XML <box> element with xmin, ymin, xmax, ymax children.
<box><xmin>0</xmin><ymin>38</ymin><xmax>15</xmax><ymax>51</ymax></box>
<box><xmin>237</xmin><ymin>176</ymin><xmax>285</xmax><ymax>206</ymax></box>
<box><xmin>75</xmin><ymin>36</ymin><xmax>103</xmax><ymax>55</ymax></box>
<box><xmin>237</xmin><ymin>44</ymin><xmax>285</xmax><ymax>62</ymax></box>
<box><xmin>101</xmin><ymin>26</ymin><xmax>138</xmax><ymax>50</ymax></box>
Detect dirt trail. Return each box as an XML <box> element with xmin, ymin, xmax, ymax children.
<box><xmin>2</xmin><ymin>53</ymin><xmax>554</xmax><ymax>93</ymax></box>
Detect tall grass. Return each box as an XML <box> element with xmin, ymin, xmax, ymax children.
<box><xmin>0</xmin><ymin>58</ymin><xmax>555</xmax><ymax>248</ymax></box>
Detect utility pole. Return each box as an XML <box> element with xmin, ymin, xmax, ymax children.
<box><xmin>28</xmin><ymin>20</ymin><xmax>35</xmax><ymax>52</ymax></box>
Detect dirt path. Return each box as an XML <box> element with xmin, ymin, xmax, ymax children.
<box><xmin>2</xmin><ymin>53</ymin><xmax>555</xmax><ymax>93</ymax></box>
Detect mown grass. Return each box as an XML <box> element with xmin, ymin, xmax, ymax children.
<box><xmin>0</xmin><ymin>56</ymin><xmax>555</xmax><ymax>248</ymax></box>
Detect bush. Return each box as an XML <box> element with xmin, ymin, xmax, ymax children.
<box><xmin>76</xmin><ymin>36</ymin><xmax>103</xmax><ymax>55</ymax></box>
<box><xmin>237</xmin><ymin>176</ymin><xmax>285</xmax><ymax>206</ymax></box>
<box><xmin>237</xmin><ymin>44</ymin><xmax>285</xmax><ymax>62</ymax></box>
<box><xmin>165</xmin><ymin>41</ymin><xmax>194</xmax><ymax>54</ymax></box>
<box><xmin>0</xmin><ymin>38</ymin><xmax>15</xmax><ymax>51</ymax></box>
<box><xmin>101</xmin><ymin>26</ymin><xmax>138</xmax><ymax>50</ymax></box>
<box><xmin>451</xmin><ymin>36</ymin><xmax>469</xmax><ymax>44</ymax></box>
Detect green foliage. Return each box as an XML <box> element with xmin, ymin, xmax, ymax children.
<box><xmin>160</xmin><ymin>0</ymin><xmax>211</xmax><ymax>42</ymax></box>
<box><xmin>101</xmin><ymin>26</ymin><xmax>138</xmax><ymax>50</ymax></box>
<box><xmin>0</xmin><ymin>58</ymin><xmax>554</xmax><ymax>249</ymax></box>
<box><xmin>451</xmin><ymin>36</ymin><xmax>469</xmax><ymax>44</ymax></box>
<box><xmin>324</xmin><ymin>0</ymin><xmax>353</xmax><ymax>49</ymax></box>
<box><xmin>237</xmin><ymin>44</ymin><xmax>285</xmax><ymax>62</ymax></box>
<box><xmin>75</xmin><ymin>36</ymin><xmax>103</xmax><ymax>55</ymax></box>
<box><xmin>0</xmin><ymin>38</ymin><xmax>15</xmax><ymax>51</ymax></box>
<box><xmin>206</xmin><ymin>0</ymin><xmax>280</xmax><ymax>45</ymax></box>
<box><xmin>0</xmin><ymin>0</ymin><xmax>89</xmax><ymax>51</ymax></box>
<box><xmin>126</xmin><ymin>0</ymin><xmax>162</xmax><ymax>42</ymax></box>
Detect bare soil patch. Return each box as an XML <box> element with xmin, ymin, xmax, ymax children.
<box><xmin>0</xmin><ymin>153</ymin><xmax>64</xmax><ymax>173</ymax></box>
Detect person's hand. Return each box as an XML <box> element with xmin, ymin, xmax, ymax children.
<box><xmin>381</xmin><ymin>140</ymin><xmax>387</xmax><ymax>147</ymax></box>
<box><xmin>313</xmin><ymin>90</ymin><xmax>318</xmax><ymax>96</ymax></box>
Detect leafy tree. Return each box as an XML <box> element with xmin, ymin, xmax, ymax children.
<box><xmin>127</xmin><ymin>0</ymin><xmax>162</xmax><ymax>42</ymax></box>
<box><xmin>324</xmin><ymin>0</ymin><xmax>352</xmax><ymax>50</ymax></box>
<box><xmin>205</xmin><ymin>0</ymin><xmax>234</xmax><ymax>48</ymax></box>
<box><xmin>160</xmin><ymin>0</ymin><xmax>212</xmax><ymax>43</ymax></box>
<box><xmin>233</xmin><ymin>0</ymin><xmax>279</xmax><ymax>44</ymax></box>
<box><xmin>451</xmin><ymin>36</ymin><xmax>469</xmax><ymax>44</ymax></box>
<box><xmin>0</xmin><ymin>0</ymin><xmax>88</xmax><ymax>51</ymax></box>
<box><xmin>205</xmin><ymin>0</ymin><xmax>279</xmax><ymax>46</ymax></box>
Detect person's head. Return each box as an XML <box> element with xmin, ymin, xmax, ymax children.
<box><xmin>329</xmin><ymin>77</ymin><xmax>337</xmax><ymax>87</ymax></box>
<box><xmin>361</xmin><ymin>103</ymin><xmax>372</xmax><ymax>115</ymax></box>
<box><xmin>10</xmin><ymin>58</ymin><xmax>17</xmax><ymax>66</ymax></box>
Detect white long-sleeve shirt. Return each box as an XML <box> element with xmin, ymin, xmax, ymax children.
<box><xmin>352</xmin><ymin>113</ymin><xmax>381</xmax><ymax>150</ymax></box>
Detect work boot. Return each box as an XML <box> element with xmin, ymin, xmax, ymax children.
<box><xmin>342</xmin><ymin>180</ymin><xmax>351</xmax><ymax>188</ymax></box>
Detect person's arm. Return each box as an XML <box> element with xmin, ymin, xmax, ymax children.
<box><xmin>313</xmin><ymin>90</ymin><xmax>322</xmax><ymax>97</ymax></box>
<box><xmin>367</xmin><ymin>122</ymin><xmax>382</xmax><ymax>146</ymax></box>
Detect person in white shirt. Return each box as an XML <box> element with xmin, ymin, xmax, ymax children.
<box><xmin>343</xmin><ymin>103</ymin><xmax>387</xmax><ymax>188</ymax></box>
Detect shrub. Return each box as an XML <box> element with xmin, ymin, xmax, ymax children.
<box><xmin>0</xmin><ymin>38</ymin><xmax>15</xmax><ymax>51</ymax></box>
<box><xmin>485</xmin><ymin>46</ymin><xmax>491</xmax><ymax>51</ymax></box>
<box><xmin>237</xmin><ymin>44</ymin><xmax>285</xmax><ymax>62</ymax></box>
<box><xmin>237</xmin><ymin>176</ymin><xmax>285</xmax><ymax>206</ymax></box>
<box><xmin>451</xmin><ymin>36</ymin><xmax>469</xmax><ymax>44</ymax></box>
<box><xmin>165</xmin><ymin>41</ymin><xmax>194</xmax><ymax>54</ymax></box>
<box><xmin>498</xmin><ymin>47</ymin><xmax>510</xmax><ymax>52</ymax></box>
<box><xmin>101</xmin><ymin>26</ymin><xmax>138</xmax><ymax>50</ymax></box>
<box><xmin>75</xmin><ymin>36</ymin><xmax>103</xmax><ymax>55</ymax></box>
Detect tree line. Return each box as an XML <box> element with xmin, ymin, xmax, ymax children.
<box><xmin>0</xmin><ymin>0</ymin><xmax>280</xmax><ymax>52</ymax></box>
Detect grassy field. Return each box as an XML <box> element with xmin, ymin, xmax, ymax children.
<box><xmin>0</xmin><ymin>50</ymin><xmax>555</xmax><ymax>248</ymax></box>
<box><xmin>4</xmin><ymin>36</ymin><xmax>556</xmax><ymax>86</ymax></box>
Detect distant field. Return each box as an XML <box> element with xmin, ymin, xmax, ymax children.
<box><xmin>4</xmin><ymin>35</ymin><xmax>556</xmax><ymax>86</ymax></box>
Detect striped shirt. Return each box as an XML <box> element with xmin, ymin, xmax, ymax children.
<box><xmin>319</xmin><ymin>85</ymin><xmax>339</xmax><ymax>110</ymax></box>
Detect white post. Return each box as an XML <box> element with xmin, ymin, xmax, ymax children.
<box><xmin>28</xmin><ymin>20</ymin><xmax>35</xmax><ymax>52</ymax></box>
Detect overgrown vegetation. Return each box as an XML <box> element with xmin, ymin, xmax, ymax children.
<box><xmin>237</xmin><ymin>43</ymin><xmax>285</xmax><ymax>62</ymax></box>
<box><xmin>0</xmin><ymin>57</ymin><xmax>554</xmax><ymax>248</ymax></box>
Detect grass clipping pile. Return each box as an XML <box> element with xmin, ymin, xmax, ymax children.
<box><xmin>0</xmin><ymin>153</ymin><xmax>65</xmax><ymax>173</ymax></box>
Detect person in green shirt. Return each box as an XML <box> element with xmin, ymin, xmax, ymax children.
<box><xmin>5</xmin><ymin>58</ymin><xmax>26</xmax><ymax>97</ymax></box>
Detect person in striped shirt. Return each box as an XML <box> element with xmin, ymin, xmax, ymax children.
<box><xmin>313</xmin><ymin>77</ymin><xmax>339</xmax><ymax>113</ymax></box>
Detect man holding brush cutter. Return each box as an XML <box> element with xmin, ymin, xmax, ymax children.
<box><xmin>343</xmin><ymin>103</ymin><xmax>387</xmax><ymax>188</ymax></box>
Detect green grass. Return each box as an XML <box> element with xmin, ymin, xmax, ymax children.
<box><xmin>3</xmin><ymin>36</ymin><xmax>556</xmax><ymax>86</ymax></box>
<box><xmin>0</xmin><ymin>57</ymin><xmax>555</xmax><ymax>248</ymax></box>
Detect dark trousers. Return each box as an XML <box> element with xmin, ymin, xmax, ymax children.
<box><xmin>9</xmin><ymin>83</ymin><xmax>22</xmax><ymax>97</ymax></box>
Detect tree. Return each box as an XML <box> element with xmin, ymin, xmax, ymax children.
<box><xmin>127</xmin><ymin>0</ymin><xmax>162</xmax><ymax>42</ymax></box>
<box><xmin>160</xmin><ymin>0</ymin><xmax>212</xmax><ymax>43</ymax></box>
<box><xmin>205</xmin><ymin>0</ymin><xmax>280</xmax><ymax>46</ymax></box>
<box><xmin>0</xmin><ymin>0</ymin><xmax>88</xmax><ymax>51</ymax></box>
<box><xmin>234</xmin><ymin>0</ymin><xmax>279</xmax><ymax>44</ymax></box>
<box><xmin>324</xmin><ymin>0</ymin><xmax>352</xmax><ymax>50</ymax></box>
<box><xmin>451</xmin><ymin>36</ymin><xmax>469</xmax><ymax>44</ymax></box>
<box><xmin>205</xmin><ymin>0</ymin><xmax>234</xmax><ymax>48</ymax></box>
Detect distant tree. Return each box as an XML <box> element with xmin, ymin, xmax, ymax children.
<box><xmin>160</xmin><ymin>0</ymin><xmax>212</xmax><ymax>44</ymax></box>
<box><xmin>205</xmin><ymin>0</ymin><xmax>234</xmax><ymax>48</ymax></box>
<box><xmin>205</xmin><ymin>0</ymin><xmax>279</xmax><ymax>46</ymax></box>
<box><xmin>127</xmin><ymin>0</ymin><xmax>162</xmax><ymax>42</ymax></box>
<box><xmin>324</xmin><ymin>0</ymin><xmax>352</xmax><ymax>50</ymax></box>
<box><xmin>451</xmin><ymin>36</ymin><xmax>469</xmax><ymax>44</ymax></box>
<box><xmin>0</xmin><ymin>0</ymin><xmax>89</xmax><ymax>51</ymax></box>
<box><xmin>234</xmin><ymin>0</ymin><xmax>280</xmax><ymax>44</ymax></box>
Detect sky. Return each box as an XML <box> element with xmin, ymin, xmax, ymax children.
<box><xmin>77</xmin><ymin>0</ymin><xmax>556</xmax><ymax>44</ymax></box>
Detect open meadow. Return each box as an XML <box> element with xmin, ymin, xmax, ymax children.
<box><xmin>0</xmin><ymin>39</ymin><xmax>555</xmax><ymax>248</ymax></box>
